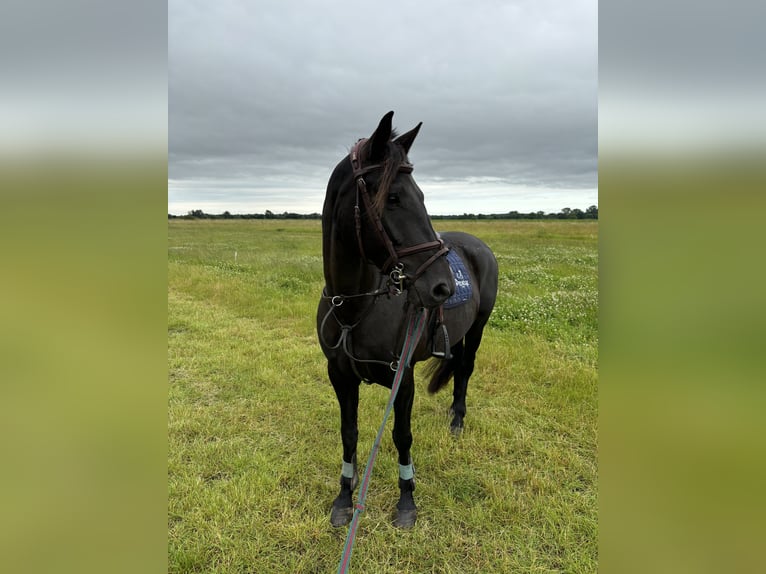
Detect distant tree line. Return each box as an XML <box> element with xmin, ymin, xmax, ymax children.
<box><xmin>170</xmin><ymin>209</ymin><xmax>321</xmax><ymax>220</ymax></box>
<box><xmin>432</xmin><ymin>206</ymin><xmax>598</xmax><ymax>220</ymax></box>
<box><xmin>170</xmin><ymin>205</ymin><xmax>598</xmax><ymax>220</ymax></box>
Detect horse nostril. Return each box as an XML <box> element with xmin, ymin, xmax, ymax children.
<box><xmin>431</xmin><ymin>282</ymin><xmax>452</xmax><ymax>302</ymax></box>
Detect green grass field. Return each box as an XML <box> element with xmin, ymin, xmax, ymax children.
<box><xmin>168</xmin><ymin>219</ymin><xmax>598</xmax><ymax>573</ymax></box>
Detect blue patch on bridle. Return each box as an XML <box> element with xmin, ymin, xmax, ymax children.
<box><xmin>443</xmin><ymin>250</ymin><xmax>472</xmax><ymax>309</ymax></box>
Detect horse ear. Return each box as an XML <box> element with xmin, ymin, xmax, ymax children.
<box><xmin>368</xmin><ymin>111</ymin><xmax>394</xmax><ymax>162</ymax></box>
<box><xmin>393</xmin><ymin>122</ymin><xmax>422</xmax><ymax>154</ymax></box>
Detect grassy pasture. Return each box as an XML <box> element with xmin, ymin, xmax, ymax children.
<box><xmin>168</xmin><ymin>219</ymin><xmax>597</xmax><ymax>573</ymax></box>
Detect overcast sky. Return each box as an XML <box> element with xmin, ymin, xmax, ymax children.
<box><xmin>169</xmin><ymin>0</ymin><xmax>597</xmax><ymax>215</ymax></box>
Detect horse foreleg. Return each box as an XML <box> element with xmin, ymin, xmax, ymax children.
<box><xmin>329</xmin><ymin>363</ymin><xmax>359</xmax><ymax>527</ymax></box>
<box><xmin>392</xmin><ymin>372</ymin><xmax>417</xmax><ymax>528</ymax></box>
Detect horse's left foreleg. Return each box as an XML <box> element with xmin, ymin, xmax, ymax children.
<box><xmin>391</xmin><ymin>372</ymin><xmax>417</xmax><ymax>528</ymax></box>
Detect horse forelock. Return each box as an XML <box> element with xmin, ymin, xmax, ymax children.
<box><xmin>356</xmin><ymin>131</ymin><xmax>406</xmax><ymax>217</ymax></box>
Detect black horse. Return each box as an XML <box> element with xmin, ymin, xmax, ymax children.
<box><xmin>317</xmin><ymin>111</ymin><xmax>498</xmax><ymax>528</ymax></box>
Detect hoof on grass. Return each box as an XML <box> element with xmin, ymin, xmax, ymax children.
<box><xmin>330</xmin><ymin>505</ymin><xmax>354</xmax><ymax>528</ymax></box>
<box><xmin>393</xmin><ymin>507</ymin><xmax>417</xmax><ymax>529</ymax></box>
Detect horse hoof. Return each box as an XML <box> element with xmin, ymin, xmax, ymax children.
<box><xmin>393</xmin><ymin>508</ymin><xmax>417</xmax><ymax>529</ymax></box>
<box><xmin>330</xmin><ymin>505</ymin><xmax>354</xmax><ymax>527</ymax></box>
<box><xmin>450</xmin><ymin>416</ymin><xmax>464</xmax><ymax>436</ymax></box>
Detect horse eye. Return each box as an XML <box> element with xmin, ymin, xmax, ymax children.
<box><xmin>388</xmin><ymin>193</ymin><xmax>400</xmax><ymax>205</ymax></box>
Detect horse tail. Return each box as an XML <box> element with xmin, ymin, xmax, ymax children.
<box><xmin>425</xmin><ymin>356</ymin><xmax>456</xmax><ymax>394</ymax></box>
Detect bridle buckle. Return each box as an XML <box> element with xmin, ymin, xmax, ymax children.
<box><xmin>388</xmin><ymin>262</ymin><xmax>406</xmax><ymax>296</ymax></box>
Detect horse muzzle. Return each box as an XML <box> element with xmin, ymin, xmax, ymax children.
<box><xmin>404</xmin><ymin>261</ymin><xmax>454</xmax><ymax>308</ymax></box>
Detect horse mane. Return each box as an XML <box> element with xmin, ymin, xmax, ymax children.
<box><xmin>357</xmin><ymin>129</ymin><xmax>404</xmax><ymax>216</ymax></box>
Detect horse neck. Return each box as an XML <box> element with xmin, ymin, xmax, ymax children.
<box><xmin>321</xmin><ymin>168</ymin><xmax>380</xmax><ymax>298</ymax></box>
<box><xmin>323</xmin><ymin>232</ymin><xmax>379</xmax><ymax>297</ymax></box>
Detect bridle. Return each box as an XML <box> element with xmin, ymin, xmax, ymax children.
<box><xmin>319</xmin><ymin>138</ymin><xmax>450</xmax><ymax>379</ymax></box>
<box><xmin>350</xmin><ymin>138</ymin><xmax>449</xmax><ymax>293</ymax></box>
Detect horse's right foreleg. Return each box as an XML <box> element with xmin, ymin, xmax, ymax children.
<box><xmin>329</xmin><ymin>363</ymin><xmax>360</xmax><ymax>527</ymax></box>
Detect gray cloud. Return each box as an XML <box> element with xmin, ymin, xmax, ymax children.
<box><xmin>169</xmin><ymin>0</ymin><xmax>597</xmax><ymax>214</ymax></box>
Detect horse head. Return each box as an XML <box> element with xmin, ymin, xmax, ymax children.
<box><xmin>323</xmin><ymin>111</ymin><xmax>454</xmax><ymax>308</ymax></box>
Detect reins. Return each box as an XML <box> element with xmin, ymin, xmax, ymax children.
<box><xmin>336</xmin><ymin>307</ymin><xmax>429</xmax><ymax>574</ymax></box>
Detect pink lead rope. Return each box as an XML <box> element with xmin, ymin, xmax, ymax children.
<box><xmin>336</xmin><ymin>307</ymin><xmax>429</xmax><ymax>574</ymax></box>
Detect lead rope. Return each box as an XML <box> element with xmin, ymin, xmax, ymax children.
<box><xmin>336</xmin><ymin>307</ymin><xmax>429</xmax><ymax>574</ymax></box>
